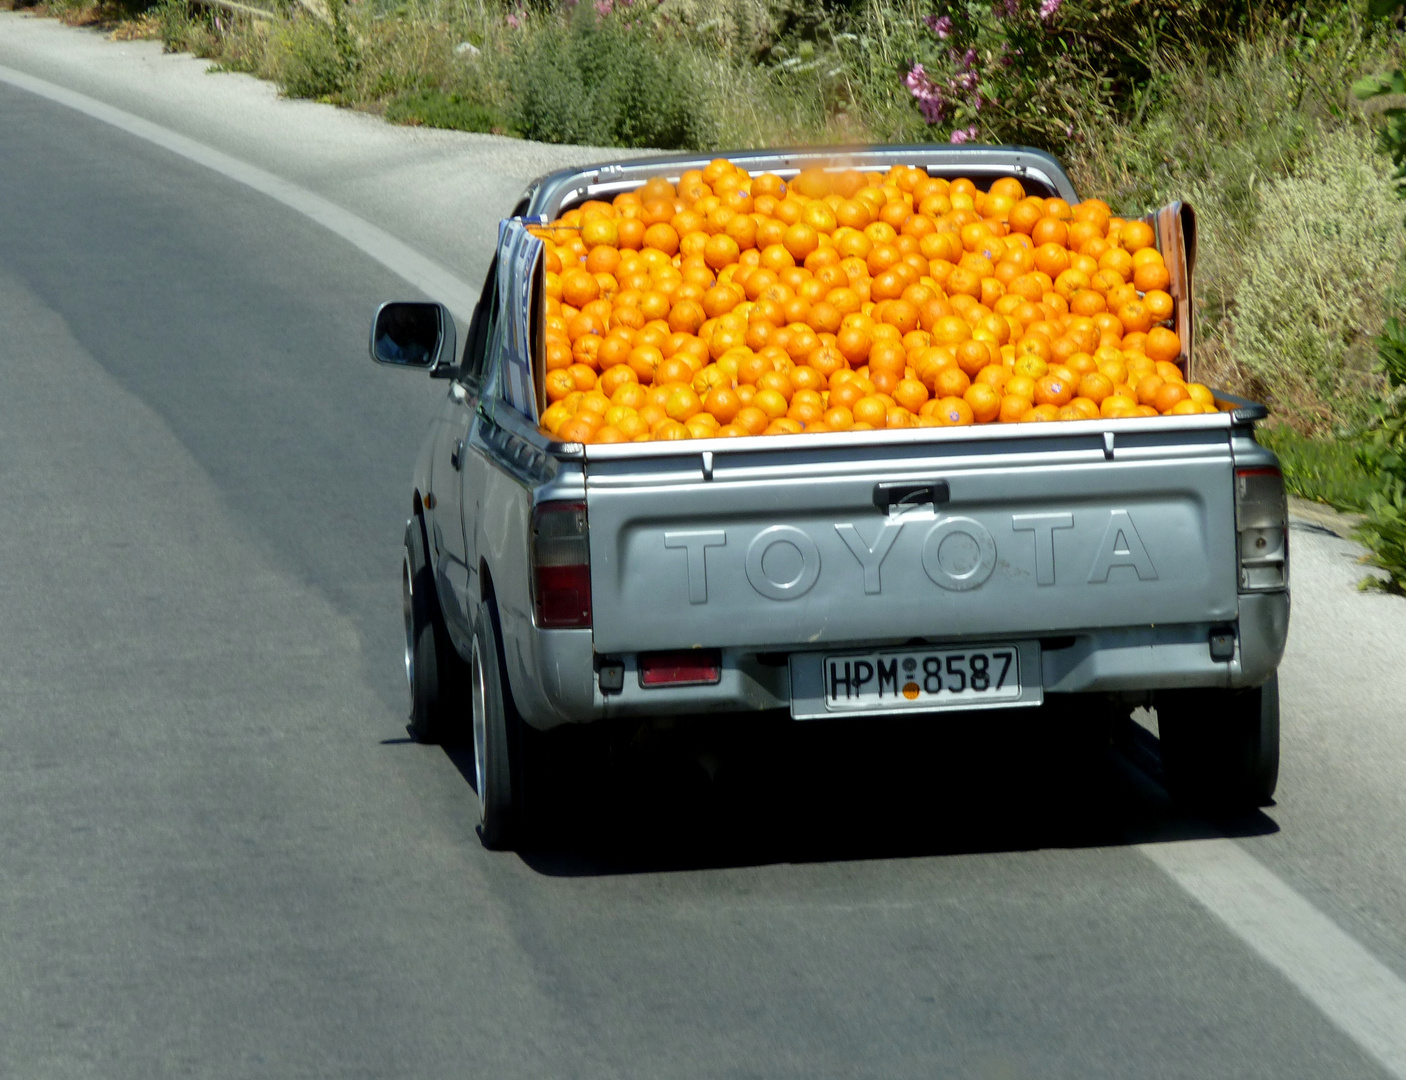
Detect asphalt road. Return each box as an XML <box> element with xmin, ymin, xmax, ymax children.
<box><xmin>3</xmin><ymin>21</ymin><xmax>1406</xmax><ymax>1080</ymax></box>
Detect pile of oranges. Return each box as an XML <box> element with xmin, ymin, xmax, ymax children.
<box><xmin>533</xmin><ymin>160</ymin><xmax>1216</xmax><ymax>444</ymax></box>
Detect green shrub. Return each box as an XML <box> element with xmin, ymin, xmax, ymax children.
<box><xmin>267</xmin><ymin>0</ymin><xmax>358</xmax><ymax>101</ymax></box>
<box><xmin>1356</xmin><ymin>478</ymin><xmax>1406</xmax><ymax>593</ymax></box>
<box><xmin>384</xmin><ymin>90</ymin><xmax>509</xmax><ymax>133</ymax></box>
<box><xmin>1223</xmin><ymin>127</ymin><xmax>1405</xmax><ymax>424</ymax></box>
<box><xmin>1354</xmin><ymin>314</ymin><xmax>1406</xmax><ymax>592</ymax></box>
<box><xmin>1257</xmin><ymin>423</ymin><xmax>1379</xmax><ymax>511</ymax></box>
<box><xmin>153</xmin><ymin>0</ymin><xmax>221</xmax><ymax>56</ymax></box>
<box><xmin>505</xmin><ymin>6</ymin><xmax>716</xmax><ymax>149</ymax></box>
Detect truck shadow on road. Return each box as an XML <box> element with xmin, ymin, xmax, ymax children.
<box><xmin>443</xmin><ymin>708</ymin><xmax>1280</xmax><ymax>877</ymax></box>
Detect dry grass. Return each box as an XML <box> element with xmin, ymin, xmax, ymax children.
<box><xmin>1069</xmin><ymin>27</ymin><xmax>1406</xmax><ymax>430</ymax></box>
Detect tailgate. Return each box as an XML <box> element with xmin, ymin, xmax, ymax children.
<box><xmin>583</xmin><ymin>422</ymin><xmax>1238</xmax><ymax>654</ymax></box>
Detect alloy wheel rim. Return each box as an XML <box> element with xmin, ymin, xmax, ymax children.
<box><xmin>470</xmin><ymin>635</ymin><xmax>488</xmax><ymax>823</ymax></box>
<box><xmin>402</xmin><ymin>555</ymin><xmax>415</xmax><ymax>693</ymax></box>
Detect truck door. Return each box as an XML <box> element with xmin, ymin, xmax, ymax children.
<box><xmin>429</xmin><ymin>259</ymin><xmax>496</xmax><ymax>649</ymax></box>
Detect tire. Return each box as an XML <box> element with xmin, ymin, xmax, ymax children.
<box><xmin>403</xmin><ymin>517</ymin><xmax>467</xmax><ymax>746</ymax></box>
<box><xmin>470</xmin><ymin>597</ymin><xmax>521</xmax><ymax>849</ymax></box>
<box><xmin>1158</xmin><ymin>674</ymin><xmax>1280</xmax><ymax>810</ymax></box>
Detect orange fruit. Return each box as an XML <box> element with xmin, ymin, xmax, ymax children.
<box><xmin>752</xmin><ymin>387</ymin><xmax>790</xmax><ymax>420</ymax></box>
<box><xmin>581</xmin><ymin>217</ymin><xmax>619</xmax><ymax>250</ymax></box>
<box><xmin>1033</xmin><ymin>374</ymin><xmax>1075</xmax><ymax>407</ymax></box>
<box><xmin>1120</xmin><ymin>220</ymin><xmax>1156</xmax><ymax>252</ymax></box>
<box><xmin>733</xmin><ymin>405</ymin><xmax>769</xmax><ymax>435</ymax></box>
<box><xmin>964</xmin><ymin>382</ymin><xmax>1001</xmax><ymax>423</ymax></box>
<box><xmin>894</xmin><ymin>378</ymin><xmax>930</xmax><ymax>412</ymax></box>
<box><xmin>1100</xmin><ymin>394</ymin><xmax>1138</xmax><ymax>418</ymax></box>
<box><xmin>1077</xmin><ymin>371</ymin><xmax>1114</xmax><ymax>404</ymax></box>
<box><xmin>560</xmin><ymin>268</ymin><xmax>601</xmax><ymax>308</ymax></box>
<box><xmin>558</xmin><ymin>414</ymin><xmax>604</xmax><ymax>443</ymax></box>
<box><xmin>617</xmin><ymin>218</ymin><xmax>646</xmax><ymax>250</ymax></box>
<box><xmin>822</xmin><ymin>405</ymin><xmax>853</xmax><ymax>430</ymax></box>
<box><xmin>852</xmin><ymin>395</ymin><xmax>889</xmax><ymax>427</ymax></box>
<box><xmin>642</xmin><ymin>223</ymin><xmax>680</xmax><ymax>257</ymax></box>
<box><xmin>667</xmin><ymin>300</ymin><xmax>706</xmax><ymax>335</ymax></box>
<box><xmin>663</xmin><ymin>385</ymin><xmax>702</xmax><ymax>422</ymax></box>
<box><xmin>1144</xmin><ymin>326</ymin><xmax>1182</xmax><ymax>364</ymax></box>
<box><xmin>703</xmin><ymin>234</ymin><xmax>741</xmax><ymax>270</ymax></box>
<box><xmin>932</xmin><ymin>366</ymin><xmax>972</xmax><ymax>398</ymax></box>
<box><xmin>1135</xmin><ymin>374</ymin><xmax>1165</xmax><ymax>406</ymax></box>
<box><xmin>923</xmin><ymin>396</ymin><xmax>968</xmax><ymax>425</ymax></box>
<box><xmin>787</xmin><ymin>389</ymin><xmax>826</xmax><ymax>424</ymax></box>
<box><xmin>1154</xmin><ymin>360</ymin><xmax>1184</xmax><ymax>384</ymax></box>
<box><xmin>1033</xmin><ymin>243</ymin><xmax>1071</xmax><ymax>278</ymax></box>
<box><xmin>783</xmin><ymin>222</ymin><xmax>819</xmax><ymax>261</ymax></box>
<box><xmin>1133</xmin><ymin>261</ymin><xmax>1171</xmax><ymax>292</ymax></box>
<box><xmin>1070</xmin><ymin>290</ymin><xmax>1107</xmax><ymax>317</ymax></box>
<box><xmin>1116</xmin><ymin>300</ymin><xmax>1153</xmax><ymax>335</ymax></box>
<box><xmin>756</xmin><ymin>369</ymin><xmax>795</xmax><ymax>402</ymax></box>
<box><xmin>955</xmin><ymin>339</ymin><xmax>993</xmax><ymax>377</ymax></box>
<box><xmin>975</xmin><ymin>364</ymin><xmax>1011</xmax><ymax>390</ymax></box>
<box><xmin>544</xmin><ymin>368</ymin><xmax>578</xmax><ymax>402</ymax></box>
<box><xmin>655</xmin><ymin>356</ymin><xmax>695</xmax><ymax>385</ymax></box>
<box><xmin>1008</xmin><ymin>200</ymin><xmax>1043</xmax><ymax>235</ymax></box>
<box><xmin>585</xmin><ymin>245</ymin><xmax>622</xmax><ymax>276</ymax></box>
<box><xmin>1020</xmin><ymin>403</ymin><xmax>1059</xmax><ymax>423</ymax></box>
<box><xmin>1031</xmin><ymin>217</ymin><xmax>1069</xmax><ymax>248</ymax></box>
<box><xmin>998</xmin><ymin>395</ymin><xmax>1032</xmax><ymax>422</ymax></box>
<box><xmin>933</xmin><ymin>315</ymin><xmax>972</xmax><ymax>346</ymax></box>
<box><xmin>1153</xmin><ymin>381</ymin><xmax>1191</xmax><ymax>413</ymax></box>
<box><xmin>1014</xmin><ymin>336</ymin><xmax>1053</xmax><ymax>364</ymax></box>
<box><xmin>599</xmin><ymin>363</ymin><xmax>639</xmax><ymax>398</ymax></box>
<box><xmin>1143</xmin><ymin>289</ymin><xmax>1174</xmax><ymax>322</ymax></box>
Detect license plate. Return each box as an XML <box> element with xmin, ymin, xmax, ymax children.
<box><xmin>789</xmin><ymin>642</ymin><xmax>1042</xmax><ymax>719</ymax></box>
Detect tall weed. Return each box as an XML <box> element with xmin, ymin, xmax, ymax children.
<box><xmin>503</xmin><ymin>7</ymin><xmax>716</xmax><ymax>149</ymax></box>
<box><xmin>1225</xmin><ymin>127</ymin><xmax>1404</xmax><ymax>424</ymax></box>
<box><xmin>1355</xmin><ymin>315</ymin><xmax>1406</xmax><ymax>592</ymax></box>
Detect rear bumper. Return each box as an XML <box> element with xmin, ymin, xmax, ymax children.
<box><xmin>506</xmin><ymin>591</ymin><xmax>1290</xmax><ymax>730</ymax></box>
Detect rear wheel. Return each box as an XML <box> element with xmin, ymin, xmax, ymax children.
<box><xmin>471</xmin><ymin>597</ymin><xmax>522</xmax><ymax>849</ymax></box>
<box><xmin>404</xmin><ymin>518</ymin><xmax>468</xmax><ymax>745</ymax></box>
<box><xmin>1158</xmin><ymin>674</ymin><xmax>1280</xmax><ymax>810</ymax></box>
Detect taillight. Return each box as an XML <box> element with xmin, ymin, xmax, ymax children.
<box><xmin>531</xmin><ymin>501</ymin><xmax>591</xmax><ymax>628</ymax></box>
<box><xmin>1235</xmin><ymin>466</ymin><xmax>1288</xmax><ymax>591</ymax></box>
<box><xmin>639</xmin><ymin>649</ymin><xmax>722</xmax><ymax>686</ymax></box>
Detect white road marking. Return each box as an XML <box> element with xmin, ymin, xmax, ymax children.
<box><xmin>0</xmin><ymin>62</ymin><xmax>479</xmax><ymax>321</ymax></box>
<box><xmin>8</xmin><ymin>53</ymin><xmax>1406</xmax><ymax>1076</ymax></box>
<box><xmin>1141</xmin><ymin>838</ymin><xmax>1406</xmax><ymax>1078</ymax></box>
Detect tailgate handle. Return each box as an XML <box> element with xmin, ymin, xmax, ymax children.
<box><xmin>873</xmin><ymin>480</ymin><xmax>950</xmax><ymax>512</ymax></box>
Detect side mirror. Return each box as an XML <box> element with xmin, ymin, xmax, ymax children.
<box><xmin>370</xmin><ymin>301</ymin><xmax>457</xmax><ymax>377</ymax></box>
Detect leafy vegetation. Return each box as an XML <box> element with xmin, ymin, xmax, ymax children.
<box><xmin>1257</xmin><ymin>424</ymin><xmax>1379</xmax><ymax>511</ymax></box>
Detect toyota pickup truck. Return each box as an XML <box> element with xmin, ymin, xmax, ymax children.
<box><xmin>370</xmin><ymin>146</ymin><xmax>1289</xmax><ymax>849</ymax></box>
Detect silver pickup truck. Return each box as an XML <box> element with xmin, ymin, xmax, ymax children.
<box><xmin>371</xmin><ymin>147</ymin><xmax>1289</xmax><ymax>849</ymax></box>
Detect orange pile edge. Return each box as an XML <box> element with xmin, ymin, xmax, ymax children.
<box><xmin>533</xmin><ymin>160</ymin><xmax>1215</xmax><ymax>445</ymax></box>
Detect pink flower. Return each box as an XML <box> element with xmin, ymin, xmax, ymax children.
<box><xmin>993</xmin><ymin>0</ymin><xmax>1018</xmax><ymax>17</ymax></box>
<box><xmin>1039</xmin><ymin>0</ymin><xmax>1061</xmax><ymax>19</ymax></box>
<box><xmin>950</xmin><ymin>126</ymin><xmax>977</xmax><ymax>144</ymax></box>
<box><xmin>904</xmin><ymin>63</ymin><xmax>949</xmax><ymax>124</ymax></box>
<box><xmin>505</xmin><ymin>10</ymin><xmax>523</xmax><ymax>28</ymax></box>
<box><xmin>924</xmin><ymin>14</ymin><xmax>953</xmax><ymax>38</ymax></box>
